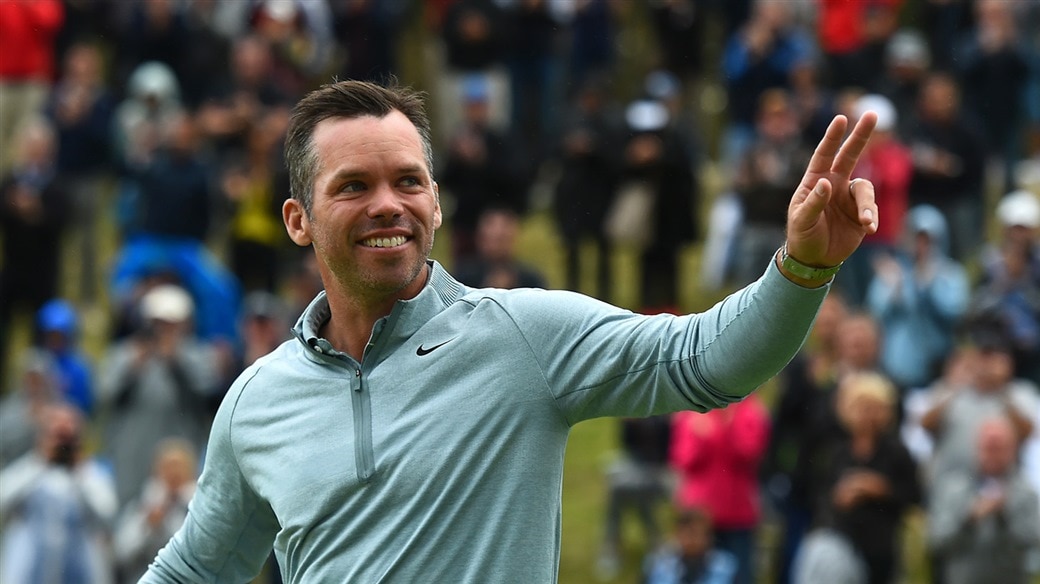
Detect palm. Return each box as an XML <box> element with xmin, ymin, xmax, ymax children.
<box><xmin>786</xmin><ymin>112</ymin><xmax>879</xmax><ymax>267</ymax></box>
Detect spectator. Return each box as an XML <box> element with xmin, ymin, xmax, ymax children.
<box><xmin>46</xmin><ymin>40</ymin><xmax>116</xmax><ymax>304</ymax></box>
<box><xmin>0</xmin><ymin>349</ymin><xmax>59</xmax><ymax>469</ymax></box>
<box><xmin>566</xmin><ymin>0</ymin><xmax>616</xmax><ymax>92</ymax></box>
<box><xmin>608</xmin><ymin>98</ymin><xmax>699</xmax><ymax>312</ymax></box>
<box><xmin>501</xmin><ymin>0</ymin><xmax>570</xmax><ymax>163</ymax></box>
<box><xmin>219</xmin><ymin>122</ymin><xmax>292</xmax><ymax>294</ymax></box>
<box><xmin>111</xmin><ymin>0</ymin><xmax>190</xmax><ymax>100</ymax></box>
<box><xmin>905</xmin><ymin>72</ymin><xmax>988</xmax><ymax>262</ymax></box>
<box><xmin>113</xmin><ymin>438</ymin><xmax>199</xmax><ymax>583</ymax></box>
<box><xmin>720</xmin><ymin>0</ymin><xmax>813</xmax><ymax>173</ymax></box>
<box><xmin>176</xmin><ymin>0</ymin><xmax>234</xmax><ymax>110</ymax></box>
<box><xmin>438</xmin><ymin>76</ymin><xmax>525</xmax><ymax>263</ymax></box>
<box><xmin>973</xmin><ymin>189</ymin><xmax>1040</xmax><ymax>385</ymax></box>
<box><xmin>928</xmin><ymin>415</ymin><xmax>1040</xmax><ymax>584</ymax></box>
<box><xmin>900</xmin><ymin>344</ymin><xmax>979</xmax><ymax>470</ymax></box>
<box><xmin>646</xmin><ymin>0</ymin><xmax>710</xmax><ymax>87</ymax></box>
<box><xmin>837</xmin><ymin>93</ymin><xmax>913</xmax><ymax>307</ymax></box>
<box><xmin>36</xmin><ymin>299</ymin><xmax>95</xmax><ymax>416</ymax></box>
<box><xmin>0</xmin><ymin>117</ymin><xmax>69</xmax><ymax>385</ymax></box>
<box><xmin>670</xmin><ymin>396</ymin><xmax>771</xmax><ymax>584</ymax></box>
<box><xmin>0</xmin><ymin>0</ymin><xmax>64</xmax><ymax>175</ymax></box>
<box><xmin>816</xmin><ymin>0</ymin><xmax>903</xmax><ymax>91</ymax></box>
<box><xmin>247</xmin><ymin>0</ymin><xmax>335</xmax><ymax>99</ymax></box>
<box><xmin>917</xmin><ymin>0</ymin><xmax>972</xmax><ymax>70</ymax></box>
<box><xmin>597</xmin><ymin>415</ymin><xmax>672</xmax><ymax>580</ymax></box>
<box><xmin>110</xmin><ymin>112</ymin><xmax>242</xmax><ymax>343</ymax></box>
<box><xmin>96</xmin><ymin>283</ymin><xmax>221</xmax><ymax>505</ymax></box>
<box><xmin>921</xmin><ymin>325</ymin><xmax>1039</xmax><ymax>494</ymax></box>
<box><xmin>642</xmin><ymin>506</ymin><xmax>738</xmax><ymax>584</ymax></box>
<box><xmin>453</xmin><ymin>207</ymin><xmax>547</xmax><ymax>290</ymax></box>
<box><xmin>435</xmin><ymin>0</ymin><xmax>511</xmax><ymax>143</ymax></box>
<box><xmin>331</xmin><ymin>0</ymin><xmax>404</xmax><ymax>83</ymax></box>
<box><xmin>875</xmin><ymin>29</ymin><xmax>931</xmax><ymax>134</ymax></box>
<box><xmin>731</xmin><ymin>88</ymin><xmax>812</xmax><ymax>287</ymax></box>
<box><xmin>194</xmin><ymin>34</ymin><xmax>294</xmax><ymax>167</ymax></box>
<box><xmin>764</xmin><ymin>292</ymin><xmax>849</xmax><ymax>584</ymax></box>
<box><xmin>112</xmin><ymin>60</ymin><xmax>185</xmax><ymax>235</ymax></box>
<box><xmin>866</xmin><ymin>204</ymin><xmax>970</xmax><ymax>392</ymax></box>
<box><xmin>814</xmin><ymin>371</ymin><xmax>922</xmax><ymax>584</ymax></box>
<box><xmin>235</xmin><ymin>291</ymin><xmax>292</xmax><ymax>372</ymax></box>
<box><xmin>0</xmin><ymin>402</ymin><xmax>118</xmax><ymax>584</ymax></box>
<box><xmin>954</xmin><ymin>0</ymin><xmax>1032</xmax><ymax>192</ymax></box>
<box><xmin>787</xmin><ymin>48</ymin><xmax>837</xmax><ymax>149</ymax></box>
<box><xmin>550</xmin><ymin>74</ymin><xmax>620</xmax><ymax>298</ymax></box>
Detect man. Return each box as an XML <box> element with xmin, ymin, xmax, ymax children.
<box><xmin>142</xmin><ymin>79</ymin><xmax>878</xmax><ymax>582</ymax></box>
<box><xmin>928</xmin><ymin>416</ymin><xmax>1040</xmax><ymax>584</ymax></box>
<box><xmin>0</xmin><ymin>402</ymin><xmax>118</xmax><ymax>583</ymax></box>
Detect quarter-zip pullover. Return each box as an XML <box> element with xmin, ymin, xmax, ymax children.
<box><xmin>142</xmin><ymin>259</ymin><xmax>827</xmax><ymax>583</ymax></box>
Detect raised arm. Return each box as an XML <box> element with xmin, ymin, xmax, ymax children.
<box><xmin>781</xmin><ymin>112</ymin><xmax>879</xmax><ymax>287</ymax></box>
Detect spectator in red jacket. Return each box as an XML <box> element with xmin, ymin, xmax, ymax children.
<box><xmin>0</xmin><ymin>0</ymin><xmax>63</xmax><ymax>175</ymax></box>
<box><xmin>670</xmin><ymin>395</ymin><xmax>771</xmax><ymax>584</ymax></box>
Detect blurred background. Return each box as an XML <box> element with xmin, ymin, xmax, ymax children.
<box><xmin>2</xmin><ymin>0</ymin><xmax>1040</xmax><ymax>583</ymax></box>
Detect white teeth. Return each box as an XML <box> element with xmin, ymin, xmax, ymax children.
<box><xmin>362</xmin><ymin>236</ymin><xmax>407</xmax><ymax>248</ymax></box>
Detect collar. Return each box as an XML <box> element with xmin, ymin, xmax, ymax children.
<box><xmin>292</xmin><ymin>260</ymin><xmax>467</xmax><ymax>356</ymax></box>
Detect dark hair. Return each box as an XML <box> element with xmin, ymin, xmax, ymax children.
<box><xmin>284</xmin><ymin>78</ymin><xmax>434</xmax><ymax>215</ymax></box>
<box><xmin>675</xmin><ymin>506</ymin><xmax>713</xmax><ymax>530</ymax></box>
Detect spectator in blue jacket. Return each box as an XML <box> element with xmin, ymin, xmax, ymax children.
<box><xmin>35</xmin><ymin>299</ymin><xmax>95</xmax><ymax>416</ymax></box>
<box><xmin>866</xmin><ymin>204</ymin><xmax>970</xmax><ymax>391</ymax></box>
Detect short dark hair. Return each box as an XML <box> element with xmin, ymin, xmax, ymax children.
<box><xmin>284</xmin><ymin>79</ymin><xmax>434</xmax><ymax>214</ymax></box>
<box><xmin>675</xmin><ymin>506</ymin><xmax>712</xmax><ymax>530</ymax></box>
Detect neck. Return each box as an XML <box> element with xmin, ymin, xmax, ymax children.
<box><xmin>321</xmin><ymin>294</ymin><xmax>396</xmax><ymax>362</ymax></box>
<box><xmin>320</xmin><ymin>264</ymin><xmax>432</xmax><ymax>361</ymax></box>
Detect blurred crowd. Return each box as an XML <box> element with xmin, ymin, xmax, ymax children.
<box><xmin>1</xmin><ymin>0</ymin><xmax>1040</xmax><ymax>583</ymax></box>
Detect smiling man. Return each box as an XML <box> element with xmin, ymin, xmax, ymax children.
<box><xmin>141</xmin><ymin>79</ymin><xmax>879</xmax><ymax>583</ymax></box>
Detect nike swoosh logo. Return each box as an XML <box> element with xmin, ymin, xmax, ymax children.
<box><xmin>416</xmin><ymin>338</ymin><xmax>455</xmax><ymax>356</ymax></box>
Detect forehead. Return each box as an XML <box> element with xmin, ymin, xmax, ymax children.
<box><xmin>311</xmin><ymin>111</ymin><xmax>427</xmax><ymax>174</ymax></box>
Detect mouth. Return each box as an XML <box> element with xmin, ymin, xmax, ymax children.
<box><xmin>359</xmin><ymin>235</ymin><xmax>408</xmax><ymax>249</ymax></box>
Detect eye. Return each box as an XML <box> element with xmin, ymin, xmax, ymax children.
<box><xmin>399</xmin><ymin>176</ymin><xmax>420</xmax><ymax>188</ymax></box>
<box><xmin>339</xmin><ymin>181</ymin><xmax>365</xmax><ymax>194</ymax></box>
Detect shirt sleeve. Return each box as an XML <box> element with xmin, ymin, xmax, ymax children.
<box><xmin>140</xmin><ymin>374</ymin><xmax>280</xmax><ymax>583</ymax></box>
<box><xmin>510</xmin><ymin>259</ymin><xmax>828</xmax><ymax>424</ymax></box>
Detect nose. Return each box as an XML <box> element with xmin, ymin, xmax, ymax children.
<box><xmin>367</xmin><ymin>183</ymin><xmax>405</xmax><ymax>220</ymax></box>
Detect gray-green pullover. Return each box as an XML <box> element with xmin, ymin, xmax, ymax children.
<box><xmin>141</xmin><ymin>260</ymin><xmax>827</xmax><ymax>583</ymax></box>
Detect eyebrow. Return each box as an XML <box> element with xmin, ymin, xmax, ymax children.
<box><xmin>327</xmin><ymin>164</ymin><xmax>427</xmax><ymax>184</ymax></box>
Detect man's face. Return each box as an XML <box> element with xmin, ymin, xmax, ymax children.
<box><xmin>977</xmin><ymin>422</ymin><xmax>1016</xmax><ymax>476</ymax></box>
<box><xmin>284</xmin><ymin>112</ymin><xmax>442</xmax><ymax>304</ymax></box>
<box><xmin>974</xmin><ymin>348</ymin><xmax>1014</xmax><ymax>391</ymax></box>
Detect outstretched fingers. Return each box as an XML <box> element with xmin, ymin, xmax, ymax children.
<box><xmin>804</xmin><ymin>115</ymin><xmax>850</xmax><ymax>177</ymax></box>
<box><xmin>831</xmin><ymin>111</ymin><xmax>878</xmax><ymax>177</ymax></box>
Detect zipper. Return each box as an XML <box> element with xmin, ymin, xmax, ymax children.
<box><xmin>350</xmin><ymin>366</ymin><xmax>375</xmax><ymax>482</ymax></box>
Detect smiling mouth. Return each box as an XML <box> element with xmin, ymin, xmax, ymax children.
<box><xmin>360</xmin><ymin>235</ymin><xmax>408</xmax><ymax>248</ymax></box>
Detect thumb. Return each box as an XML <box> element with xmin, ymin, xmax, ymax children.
<box><xmin>789</xmin><ymin>178</ymin><xmax>831</xmax><ymax>234</ymax></box>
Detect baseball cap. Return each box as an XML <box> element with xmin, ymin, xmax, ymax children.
<box><xmin>37</xmin><ymin>299</ymin><xmax>79</xmax><ymax>336</ymax></box>
<box><xmin>140</xmin><ymin>284</ymin><xmax>194</xmax><ymax>322</ymax></box>
<box><xmin>625</xmin><ymin>99</ymin><xmax>669</xmax><ymax>132</ymax></box>
<box><xmin>887</xmin><ymin>29</ymin><xmax>930</xmax><ymax>68</ymax></box>
<box><xmin>995</xmin><ymin>189</ymin><xmax>1040</xmax><ymax>228</ymax></box>
<box><xmin>853</xmin><ymin>94</ymin><xmax>897</xmax><ymax>132</ymax></box>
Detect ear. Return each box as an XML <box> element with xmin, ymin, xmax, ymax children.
<box><xmin>283</xmin><ymin>198</ymin><xmax>312</xmax><ymax>246</ymax></box>
<box><xmin>432</xmin><ymin>182</ymin><xmax>443</xmax><ymax>230</ymax></box>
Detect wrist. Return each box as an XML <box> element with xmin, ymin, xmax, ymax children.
<box><xmin>776</xmin><ymin>245</ymin><xmax>841</xmax><ymax>288</ymax></box>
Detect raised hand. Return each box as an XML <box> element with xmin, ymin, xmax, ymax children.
<box><xmin>784</xmin><ymin>112</ymin><xmax>879</xmax><ymax>274</ymax></box>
